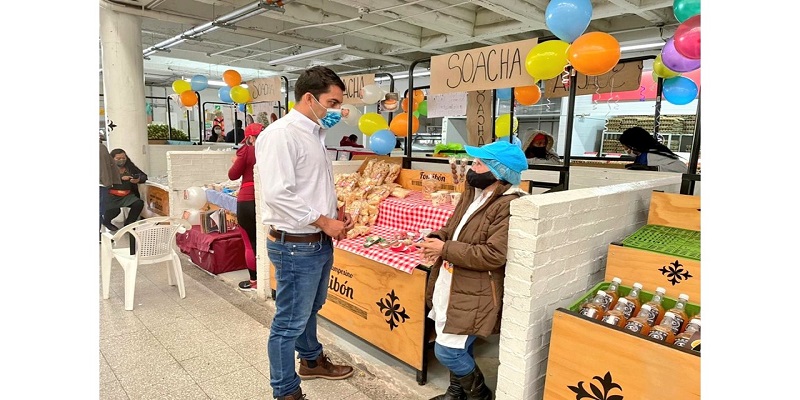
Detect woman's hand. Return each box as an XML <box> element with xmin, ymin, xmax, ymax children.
<box><xmin>121</xmin><ymin>175</ymin><xmax>131</xmax><ymax>181</ymax></box>
<box><xmin>417</xmin><ymin>238</ymin><xmax>444</xmax><ymax>260</ymax></box>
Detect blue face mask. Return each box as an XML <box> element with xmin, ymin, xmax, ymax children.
<box><xmin>311</xmin><ymin>96</ymin><xmax>342</xmax><ymax>129</ymax></box>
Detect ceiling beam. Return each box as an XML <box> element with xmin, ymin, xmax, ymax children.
<box><xmin>327</xmin><ymin>0</ymin><xmax>476</xmax><ymax>38</ymax></box>
<box><xmin>605</xmin><ymin>0</ymin><xmax>665</xmax><ymax>23</ymax></box>
<box><xmin>469</xmin><ymin>0</ymin><xmax>546</xmax><ymax>27</ymax></box>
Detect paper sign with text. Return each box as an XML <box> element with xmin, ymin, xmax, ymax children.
<box><xmin>465</xmin><ymin>90</ymin><xmax>492</xmax><ymax>146</ymax></box>
<box><xmin>340</xmin><ymin>74</ymin><xmax>375</xmax><ymax>104</ymax></box>
<box><xmin>543</xmin><ymin>61</ymin><xmax>644</xmax><ymax>98</ymax></box>
<box><xmin>427</xmin><ymin>92</ymin><xmax>468</xmax><ymax>118</ymax></box>
<box><xmin>430</xmin><ymin>38</ymin><xmax>539</xmax><ymax>94</ymax></box>
<box><xmin>246</xmin><ymin>76</ymin><xmax>283</xmax><ymax>102</ymax></box>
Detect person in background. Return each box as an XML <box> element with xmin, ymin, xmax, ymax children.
<box><xmin>618</xmin><ymin>126</ymin><xmax>688</xmax><ymax>173</ymax></box>
<box><xmin>522</xmin><ymin>129</ymin><xmax>560</xmax><ymax>164</ymax></box>
<box><xmin>99</xmin><ymin>141</ymin><xmax>121</xmax><ymax>232</ymax></box>
<box><xmin>208</xmin><ymin>125</ymin><xmax>224</xmax><ymax>142</ymax></box>
<box><xmin>339</xmin><ymin>134</ymin><xmax>364</xmax><ymax>148</ymax></box>
<box><xmin>418</xmin><ymin>140</ymin><xmax>528</xmax><ymax>400</ymax></box>
<box><xmin>255</xmin><ymin>66</ymin><xmax>355</xmax><ymax>400</ymax></box>
<box><xmin>213</xmin><ymin>110</ymin><xmax>225</xmax><ymax>132</ymax></box>
<box><xmin>245</xmin><ymin>114</ymin><xmax>255</xmax><ymax>126</ymax></box>
<box><xmin>103</xmin><ymin>149</ymin><xmax>148</xmax><ymax>232</ymax></box>
<box><xmin>226</xmin><ymin>119</ymin><xmax>245</xmax><ymax>143</ymax></box>
<box><xmin>229</xmin><ymin>122</ymin><xmax>264</xmax><ymax>292</ymax></box>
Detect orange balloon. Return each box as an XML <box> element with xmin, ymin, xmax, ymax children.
<box><xmin>567</xmin><ymin>32</ymin><xmax>621</xmax><ymax>76</ymax></box>
<box><xmin>389</xmin><ymin>112</ymin><xmax>419</xmax><ymax>137</ymax></box>
<box><xmin>514</xmin><ymin>85</ymin><xmax>542</xmax><ymax>106</ymax></box>
<box><xmin>411</xmin><ymin>89</ymin><xmax>425</xmax><ymax>105</ymax></box>
<box><xmin>180</xmin><ymin>90</ymin><xmax>198</xmax><ymax>107</ymax></box>
<box><xmin>223</xmin><ymin>69</ymin><xmax>242</xmax><ymax>87</ymax></box>
<box><xmin>401</xmin><ymin>97</ymin><xmax>421</xmax><ymax>112</ymax></box>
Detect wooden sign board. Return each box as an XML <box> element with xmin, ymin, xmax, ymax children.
<box><xmin>246</xmin><ymin>76</ymin><xmax>283</xmax><ymax>102</ymax></box>
<box><xmin>543</xmin><ymin>61</ymin><xmax>644</xmax><ymax>98</ymax></box>
<box><xmin>340</xmin><ymin>73</ymin><xmax>375</xmax><ymax>105</ymax></box>
<box><xmin>430</xmin><ymin>38</ymin><xmax>539</xmax><ymax>94</ymax></box>
<box><xmin>466</xmin><ymin>90</ymin><xmax>492</xmax><ymax>146</ymax></box>
<box><xmin>606</xmin><ymin>244</ymin><xmax>701</xmax><ymax>303</ymax></box>
<box><xmin>146</xmin><ymin>185</ymin><xmax>170</xmax><ymax>216</ymax></box>
<box><xmin>647</xmin><ymin>191</ymin><xmax>701</xmax><ymax>231</ymax></box>
<box><xmin>396</xmin><ymin>169</ymin><xmax>457</xmax><ymax>192</ymax></box>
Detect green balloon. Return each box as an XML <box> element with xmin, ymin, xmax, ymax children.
<box><xmin>673</xmin><ymin>0</ymin><xmax>700</xmax><ymax>23</ymax></box>
<box><xmin>418</xmin><ymin>100</ymin><xmax>428</xmax><ymax>116</ymax></box>
<box><xmin>412</xmin><ymin>110</ymin><xmax>420</xmax><ymax>118</ymax></box>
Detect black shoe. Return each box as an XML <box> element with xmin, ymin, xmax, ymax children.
<box><xmin>238</xmin><ymin>280</ymin><xmax>257</xmax><ymax>291</ymax></box>
<box><xmin>429</xmin><ymin>371</ymin><xmax>467</xmax><ymax>400</ymax></box>
<box><xmin>457</xmin><ymin>364</ymin><xmax>492</xmax><ymax>400</ymax></box>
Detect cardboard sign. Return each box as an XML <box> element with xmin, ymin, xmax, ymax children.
<box><xmin>430</xmin><ymin>38</ymin><xmax>539</xmax><ymax>94</ymax></box>
<box><xmin>427</xmin><ymin>92</ymin><xmax>468</xmax><ymax>118</ymax></box>
<box><xmin>246</xmin><ymin>76</ymin><xmax>283</xmax><ymax>102</ymax></box>
<box><xmin>465</xmin><ymin>90</ymin><xmax>492</xmax><ymax>146</ymax></box>
<box><xmin>340</xmin><ymin>73</ymin><xmax>375</xmax><ymax>104</ymax></box>
<box><xmin>543</xmin><ymin>61</ymin><xmax>644</xmax><ymax>98</ymax></box>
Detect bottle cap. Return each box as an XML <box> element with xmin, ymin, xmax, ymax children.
<box><xmin>689</xmin><ymin>319</ymin><xmax>701</xmax><ymax>326</ymax></box>
<box><xmin>596</xmin><ymin>290</ymin><xmax>607</xmax><ymax>296</ymax></box>
<box><xmin>632</xmin><ymin>282</ymin><xmax>643</xmax><ymax>289</ymax></box>
<box><xmin>679</xmin><ymin>293</ymin><xmax>689</xmax><ymax>301</ymax></box>
<box><xmin>612</xmin><ymin>277</ymin><xmax>622</xmax><ymax>284</ymax></box>
<box><xmin>656</xmin><ymin>287</ymin><xmax>666</xmax><ymax>294</ymax></box>
<box><xmin>617</xmin><ymin>297</ymin><xmax>629</xmax><ymax>305</ymax></box>
<box><xmin>664</xmin><ymin>311</ymin><xmax>675</xmax><ymax>318</ymax></box>
<box><xmin>641</xmin><ymin>304</ymin><xmax>652</xmax><ymax>311</ymax></box>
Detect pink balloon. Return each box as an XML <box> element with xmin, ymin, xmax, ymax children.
<box><xmin>661</xmin><ymin>37</ymin><xmax>700</xmax><ymax>73</ymax></box>
<box><xmin>673</xmin><ymin>15</ymin><xmax>701</xmax><ymax>60</ymax></box>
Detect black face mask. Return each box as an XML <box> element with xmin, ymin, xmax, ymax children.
<box><xmin>526</xmin><ymin>146</ymin><xmax>547</xmax><ymax>159</ymax></box>
<box><xmin>466</xmin><ymin>169</ymin><xmax>497</xmax><ymax>190</ymax></box>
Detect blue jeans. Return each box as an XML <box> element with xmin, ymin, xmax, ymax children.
<box><xmin>267</xmin><ymin>235</ymin><xmax>334</xmax><ymax>398</ymax></box>
<box><xmin>434</xmin><ymin>335</ymin><xmax>478</xmax><ymax>377</ymax></box>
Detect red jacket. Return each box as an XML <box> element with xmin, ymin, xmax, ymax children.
<box><xmin>228</xmin><ymin>144</ymin><xmax>256</xmax><ymax>202</ymax></box>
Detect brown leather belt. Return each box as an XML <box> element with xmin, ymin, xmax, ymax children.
<box><xmin>268</xmin><ymin>228</ymin><xmax>324</xmax><ymax>243</ymax></box>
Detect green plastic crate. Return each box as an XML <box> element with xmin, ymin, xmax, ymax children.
<box><xmin>568</xmin><ymin>281</ymin><xmax>701</xmax><ymax>318</ymax></box>
<box><xmin>621</xmin><ymin>224</ymin><xmax>701</xmax><ymax>261</ymax></box>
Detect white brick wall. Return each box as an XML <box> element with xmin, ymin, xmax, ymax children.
<box><xmin>149</xmin><ymin>144</ymin><xmax>236</xmax><ymax>177</ymax></box>
<box><xmin>165</xmin><ymin>151</ymin><xmax>239</xmax><ymax>217</ymax></box>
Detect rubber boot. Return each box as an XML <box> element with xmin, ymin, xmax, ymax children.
<box><xmin>458</xmin><ymin>364</ymin><xmax>492</xmax><ymax>400</ymax></box>
<box><xmin>429</xmin><ymin>371</ymin><xmax>467</xmax><ymax>400</ymax></box>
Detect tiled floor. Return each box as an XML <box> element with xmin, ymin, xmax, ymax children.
<box><xmin>99</xmin><ymin>249</ymin><xmax>500</xmax><ymax>399</ymax></box>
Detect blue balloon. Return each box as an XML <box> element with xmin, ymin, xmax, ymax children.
<box><xmin>663</xmin><ymin>76</ymin><xmax>698</xmax><ymax>105</ymax></box>
<box><xmin>190</xmin><ymin>75</ymin><xmax>208</xmax><ymax>91</ymax></box>
<box><xmin>218</xmin><ymin>86</ymin><xmax>233</xmax><ymax>103</ymax></box>
<box><xmin>238</xmin><ymin>103</ymin><xmax>246</xmax><ymax>112</ymax></box>
<box><xmin>496</xmin><ymin>88</ymin><xmax>512</xmax><ymax>101</ymax></box>
<box><xmin>545</xmin><ymin>0</ymin><xmax>593</xmax><ymax>44</ymax></box>
<box><xmin>369</xmin><ymin>129</ymin><xmax>396</xmax><ymax>155</ymax></box>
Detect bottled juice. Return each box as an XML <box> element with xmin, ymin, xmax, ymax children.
<box><xmin>674</xmin><ymin>319</ymin><xmax>701</xmax><ymax>348</ymax></box>
<box><xmin>647</xmin><ymin>311</ymin><xmax>677</xmax><ymax>344</ymax></box>
<box><xmin>601</xmin><ymin>297</ymin><xmax>630</xmax><ymax>328</ymax></box>
<box><xmin>621</xmin><ymin>282</ymin><xmax>643</xmax><ymax>320</ymax></box>
<box><xmin>666</xmin><ymin>293</ymin><xmax>691</xmax><ymax>335</ymax></box>
<box><xmin>578</xmin><ymin>290</ymin><xmax>608</xmax><ymax>320</ymax></box>
<box><xmin>598</xmin><ymin>277</ymin><xmax>622</xmax><ymax>311</ymax></box>
<box><xmin>623</xmin><ymin>304</ymin><xmax>654</xmax><ymax>336</ymax></box>
<box><xmin>644</xmin><ymin>287</ymin><xmax>667</xmax><ymax>326</ymax></box>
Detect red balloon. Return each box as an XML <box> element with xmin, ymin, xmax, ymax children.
<box><xmin>673</xmin><ymin>15</ymin><xmax>701</xmax><ymax>60</ymax></box>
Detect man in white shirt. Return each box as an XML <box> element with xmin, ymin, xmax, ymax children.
<box><xmin>255</xmin><ymin>66</ymin><xmax>355</xmax><ymax>400</ymax></box>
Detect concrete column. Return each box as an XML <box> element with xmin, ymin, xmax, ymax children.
<box><xmin>100</xmin><ymin>5</ymin><xmax>149</xmax><ymax>172</ymax></box>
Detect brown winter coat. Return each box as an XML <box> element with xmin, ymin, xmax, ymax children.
<box><xmin>425</xmin><ymin>181</ymin><xmax>525</xmax><ymax>338</ymax></box>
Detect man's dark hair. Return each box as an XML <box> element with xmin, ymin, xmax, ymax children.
<box><xmin>294</xmin><ymin>66</ymin><xmax>346</xmax><ymax>102</ymax></box>
<box><xmin>348</xmin><ymin>134</ymin><xmax>358</xmax><ymax>142</ymax></box>
<box><xmin>235</xmin><ymin>120</ymin><xmax>243</xmax><ymax>128</ymax></box>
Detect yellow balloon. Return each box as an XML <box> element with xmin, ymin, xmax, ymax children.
<box><xmin>358</xmin><ymin>112</ymin><xmax>389</xmax><ymax>136</ymax></box>
<box><xmin>230</xmin><ymin>85</ymin><xmax>251</xmax><ymax>104</ymax></box>
<box><xmin>525</xmin><ymin>40</ymin><xmax>570</xmax><ymax>81</ymax></box>
<box><xmin>652</xmin><ymin>54</ymin><xmax>681</xmax><ymax>79</ymax></box>
<box><xmin>172</xmin><ymin>79</ymin><xmax>191</xmax><ymax>94</ymax></box>
<box><xmin>494</xmin><ymin>114</ymin><xmax>519</xmax><ymax>138</ymax></box>
<box><xmin>288</xmin><ymin>101</ymin><xmax>295</xmax><ymax>111</ymax></box>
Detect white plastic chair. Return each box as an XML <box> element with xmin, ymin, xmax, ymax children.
<box><xmin>100</xmin><ymin>216</ymin><xmax>191</xmax><ymax>311</ymax></box>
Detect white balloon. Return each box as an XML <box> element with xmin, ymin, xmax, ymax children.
<box><xmin>341</xmin><ymin>104</ymin><xmax>362</xmax><ymax>126</ymax></box>
<box><xmin>182</xmin><ymin>209</ymin><xmax>203</xmax><ymax>225</ymax></box>
<box><xmin>361</xmin><ymin>84</ymin><xmax>384</xmax><ymax>104</ymax></box>
<box><xmin>183</xmin><ymin>186</ymin><xmax>208</xmax><ymax>209</ymax></box>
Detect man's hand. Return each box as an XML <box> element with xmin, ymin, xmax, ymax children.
<box><xmin>342</xmin><ymin>213</ymin><xmax>355</xmax><ymax>231</ymax></box>
<box><xmin>314</xmin><ymin>215</ymin><xmax>347</xmax><ymax>240</ymax></box>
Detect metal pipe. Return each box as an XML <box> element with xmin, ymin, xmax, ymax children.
<box><xmin>282</xmin><ymin>76</ymin><xmax>290</xmax><ymax>110</ymax></box>
<box><xmin>560</xmin><ymin>66</ymin><xmax>579</xmax><ymax>190</ymax></box>
<box><xmin>375</xmin><ymin>72</ymin><xmax>395</xmax><ymax>122</ymax></box>
<box><xmin>508</xmin><ymin>88</ymin><xmax>515</xmax><ymax>143</ymax></box>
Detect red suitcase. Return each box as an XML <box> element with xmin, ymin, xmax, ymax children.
<box><xmin>176</xmin><ymin>225</ymin><xmax>246</xmax><ymax>275</ymax></box>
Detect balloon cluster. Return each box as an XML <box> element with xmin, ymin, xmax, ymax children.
<box><xmin>171</xmin><ymin>75</ymin><xmax>207</xmax><ymax>107</ymax></box>
<box><xmin>655</xmin><ymin>0</ymin><xmax>701</xmax><ymax>105</ymax></box>
<box><xmin>218</xmin><ymin>70</ymin><xmax>252</xmax><ymax>109</ymax></box>
<box><xmin>349</xmin><ymin>87</ymin><xmax>430</xmax><ymax>155</ymax></box>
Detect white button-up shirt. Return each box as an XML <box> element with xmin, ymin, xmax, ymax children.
<box><xmin>254</xmin><ymin>109</ymin><xmax>337</xmax><ymax>234</ymax></box>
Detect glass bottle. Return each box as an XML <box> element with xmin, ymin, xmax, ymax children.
<box><xmin>578</xmin><ymin>290</ymin><xmax>608</xmax><ymax>320</ymax></box>
<box><xmin>666</xmin><ymin>293</ymin><xmax>690</xmax><ymax>335</ymax></box>
<box><xmin>621</xmin><ymin>282</ymin><xmax>643</xmax><ymax>320</ymax></box>
<box><xmin>644</xmin><ymin>287</ymin><xmax>667</xmax><ymax>326</ymax></box>
<box><xmin>598</xmin><ymin>277</ymin><xmax>623</xmax><ymax>311</ymax></box>
<box><xmin>601</xmin><ymin>297</ymin><xmax>630</xmax><ymax>328</ymax></box>
<box><xmin>648</xmin><ymin>311</ymin><xmax>677</xmax><ymax>344</ymax></box>
<box><xmin>674</xmin><ymin>319</ymin><xmax>701</xmax><ymax>349</ymax></box>
<box><xmin>624</xmin><ymin>304</ymin><xmax>654</xmax><ymax>336</ymax></box>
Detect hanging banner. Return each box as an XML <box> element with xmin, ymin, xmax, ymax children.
<box><xmin>247</xmin><ymin>76</ymin><xmax>283</xmax><ymax>102</ymax></box>
<box><xmin>465</xmin><ymin>90</ymin><xmax>492</xmax><ymax>146</ymax></box>
<box><xmin>429</xmin><ymin>38</ymin><xmax>539</xmax><ymax>95</ymax></box>
<box><xmin>543</xmin><ymin>61</ymin><xmax>644</xmax><ymax>98</ymax></box>
<box><xmin>427</xmin><ymin>92</ymin><xmax>468</xmax><ymax>118</ymax></box>
<box><xmin>340</xmin><ymin>74</ymin><xmax>375</xmax><ymax>104</ymax></box>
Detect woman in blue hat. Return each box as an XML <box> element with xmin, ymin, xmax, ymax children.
<box><xmin>418</xmin><ymin>140</ymin><xmax>528</xmax><ymax>400</ymax></box>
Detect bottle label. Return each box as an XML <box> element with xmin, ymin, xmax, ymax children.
<box><xmin>622</xmin><ymin>301</ymin><xmax>636</xmax><ymax>319</ymax></box>
<box><xmin>648</xmin><ymin>330</ymin><xmax>669</xmax><ymax>341</ymax></box>
<box><xmin>670</xmin><ymin>315</ymin><xmax>685</xmax><ymax>335</ymax></box>
<box><xmin>674</xmin><ymin>337</ymin><xmax>690</xmax><ymax>347</ymax></box>
<box><xmin>602</xmin><ymin>315</ymin><xmax>621</xmax><ymax>326</ymax></box>
<box><xmin>579</xmin><ymin>307</ymin><xmax>598</xmax><ymax>318</ymax></box>
<box><xmin>646</xmin><ymin>308</ymin><xmax>660</xmax><ymax>325</ymax></box>
<box><xmin>598</xmin><ymin>295</ymin><xmax>612</xmax><ymax>310</ymax></box>
<box><xmin>624</xmin><ymin>320</ymin><xmax>645</xmax><ymax>333</ymax></box>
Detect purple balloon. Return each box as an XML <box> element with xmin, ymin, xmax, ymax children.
<box><xmin>661</xmin><ymin>37</ymin><xmax>700</xmax><ymax>73</ymax></box>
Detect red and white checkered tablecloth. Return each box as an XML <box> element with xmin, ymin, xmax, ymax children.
<box><xmin>335</xmin><ymin>226</ymin><xmax>426</xmax><ymax>274</ymax></box>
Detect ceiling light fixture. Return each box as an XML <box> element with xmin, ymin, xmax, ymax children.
<box><xmin>268</xmin><ymin>44</ymin><xmax>347</xmax><ymax>66</ymax></box>
<box><xmin>619</xmin><ymin>42</ymin><xmax>664</xmax><ymax>52</ymax></box>
<box><xmin>374</xmin><ymin>71</ymin><xmax>431</xmax><ymax>81</ymax></box>
<box><xmin>183</xmin><ymin>78</ymin><xmax>248</xmax><ymax>88</ymax></box>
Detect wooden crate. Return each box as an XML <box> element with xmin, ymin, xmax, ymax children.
<box><xmin>606</xmin><ymin>244</ymin><xmax>701</xmax><ymax>303</ymax></box>
<box><xmin>647</xmin><ymin>191</ymin><xmax>701</xmax><ymax>231</ymax></box>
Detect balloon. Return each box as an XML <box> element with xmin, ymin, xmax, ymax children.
<box><xmin>496</xmin><ymin>88</ymin><xmax>512</xmax><ymax>100</ymax></box>
<box><xmin>567</xmin><ymin>32</ymin><xmax>621</xmax><ymax>76</ymax></box>
<box><xmin>288</xmin><ymin>101</ymin><xmax>295</xmax><ymax>111</ymax></box>
<box><xmin>389</xmin><ymin>112</ymin><xmax>419</xmax><ymax>138</ymax></box>
<box><xmin>358</xmin><ymin>112</ymin><xmax>389</xmax><ymax>136</ymax></box>
<box><xmin>525</xmin><ymin>40</ymin><xmax>570</xmax><ymax>81</ymax></box>
<box><xmin>172</xmin><ymin>79</ymin><xmax>191</xmax><ymax>94</ymax></box>
<box><xmin>412</xmin><ymin>89</ymin><xmax>425</xmax><ymax>104</ymax></box>
<box><xmin>180</xmin><ymin>90</ymin><xmax>198</xmax><ymax>107</ymax></box>
<box><xmin>246</xmin><ymin>103</ymin><xmax>254</xmax><ymax>114</ymax></box>
<box><xmin>662</xmin><ymin>76</ymin><xmax>698</xmax><ymax>105</ymax></box>
<box><xmin>369</xmin><ymin>129</ymin><xmax>396</xmax><ymax>155</ymax></box>
<box><xmin>401</xmin><ymin>97</ymin><xmax>421</xmax><ymax>112</ymax></box>
<box><xmin>218</xmin><ymin>86</ymin><xmax>233</xmax><ymax>103</ymax></box>
<box><xmin>652</xmin><ymin>54</ymin><xmax>681</xmax><ymax>79</ymax></box>
<box><xmin>230</xmin><ymin>85</ymin><xmax>251</xmax><ymax>104</ymax></box>
<box><xmin>340</xmin><ymin>104</ymin><xmax>361</xmax><ymax>126</ymax></box>
<box><xmin>494</xmin><ymin>114</ymin><xmax>519</xmax><ymax>138</ymax></box>
<box><xmin>223</xmin><ymin>69</ymin><xmax>242</xmax><ymax>87</ymax></box>
<box><xmin>673</xmin><ymin>15</ymin><xmax>701</xmax><ymax>60</ymax></box>
<box><xmin>545</xmin><ymin>0</ymin><xmax>593</xmax><ymax>43</ymax></box>
<box><xmin>514</xmin><ymin>85</ymin><xmax>541</xmax><ymax>106</ymax></box>
<box><xmin>417</xmin><ymin>100</ymin><xmax>428</xmax><ymax>116</ymax></box>
<box><xmin>413</xmin><ymin>110</ymin><xmax>420</xmax><ymax>118</ymax></box>
<box><xmin>183</xmin><ymin>187</ymin><xmax>207</xmax><ymax>209</ymax></box>
<box><xmin>661</xmin><ymin>37</ymin><xmax>700</xmax><ymax>73</ymax></box>
<box><xmin>361</xmin><ymin>84</ymin><xmax>384</xmax><ymax>104</ymax></box>
<box><xmin>238</xmin><ymin>103</ymin><xmax>246</xmax><ymax>112</ymax></box>
<box><xmin>673</xmin><ymin>0</ymin><xmax>701</xmax><ymax>23</ymax></box>
<box><xmin>190</xmin><ymin>75</ymin><xmax>208</xmax><ymax>91</ymax></box>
